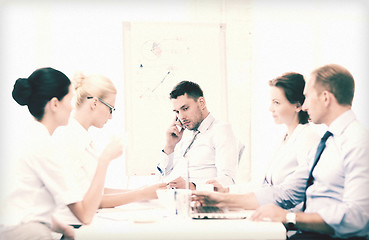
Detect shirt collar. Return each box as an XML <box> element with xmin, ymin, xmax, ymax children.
<box><xmin>288</xmin><ymin>124</ymin><xmax>307</xmax><ymax>142</ymax></box>
<box><xmin>69</xmin><ymin>118</ymin><xmax>93</xmax><ymax>148</ymax></box>
<box><xmin>196</xmin><ymin>113</ymin><xmax>215</xmax><ymax>134</ymax></box>
<box><xmin>328</xmin><ymin>109</ymin><xmax>356</xmax><ymax>137</ymax></box>
<box><xmin>32</xmin><ymin>120</ymin><xmax>51</xmax><ymax>138</ymax></box>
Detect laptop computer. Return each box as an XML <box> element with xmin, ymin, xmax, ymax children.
<box><xmin>190</xmin><ymin>204</ymin><xmax>253</xmax><ymax>219</ymax></box>
<box><xmin>158</xmin><ymin>187</ymin><xmax>252</xmax><ymax>219</ymax></box>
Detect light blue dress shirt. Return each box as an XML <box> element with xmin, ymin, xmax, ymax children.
<box><xmin>254</xmin><ymin>110</ymin><xmax>369</xmax><ymax>238</ymax></box>
<box><xmin>157</xmin><ymin>113</ymin><xmax>240</xmax><ymax>187</ymax></box>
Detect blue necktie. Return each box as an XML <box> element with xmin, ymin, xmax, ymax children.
<box><xmin>302</xmin><ymin>131</ymin><xmax>333</xmax><ymax>211</ymax></box>
<box><xmin>183</xmin><ymin>130</ymin><xmax>200</xmax><ymax>157</ymax></box>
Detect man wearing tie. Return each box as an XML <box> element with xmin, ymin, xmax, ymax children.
<box><xmin>194</xmin><ymin>64</ymin><xmax>369</xmax><ymax>239</ymax></box>
<box><xmin>157</xmin><ymin>81</ymin><xmax>240</xmax><ymax>190</ymax></box>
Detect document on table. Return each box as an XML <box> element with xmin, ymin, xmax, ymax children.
<box><xmin>96</xmin><ymin>200</ymin><xmax>167</xmax><ymax>222</ymax></box>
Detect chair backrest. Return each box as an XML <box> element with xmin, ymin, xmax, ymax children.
<box><xmin>235</xmin><ymin>140</ymin><xmax>251</xmax><ymax>184</ymax></box>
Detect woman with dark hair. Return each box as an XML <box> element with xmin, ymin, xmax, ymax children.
<box><xmin>0</xmin><ymin>67</ymin><xmax>75</xmax><ymax>239</ymax></box>
<box><xmin>261</xmin><ymin>72</ymin><xmax>319</xmax><ymax>187</ymax></box>
<box><xmin>0</xmin><ymin>67</ymin><xmax>123</xmax><ymax>240</ymax></box>
<box><xmin>12</xmin><ymin>67</ymin><xmax>72</xmax><ymax>126</ymax></box>
<box><xmin>211</xmin><ymin>72</ymin><xmax>320</xmax><ymax>197</ymax></box>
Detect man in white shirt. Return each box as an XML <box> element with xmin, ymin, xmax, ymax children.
<box><xmin>157</xmin><ymin>81</ymin><xmax>240</xmax><ymax>189</ymax></box>
<box><xmin>251</xmin><ymin>64</ymin><xmax>369</xmax><ymax>239</ymax></box>
<box><xmin>193</xmin><ymin>64</ymin><xmax>369</xmax><ymax>239</ymax></box>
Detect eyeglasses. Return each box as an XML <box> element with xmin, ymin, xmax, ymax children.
<box><xmin>87</xmin><ymin>97</ymin><xmax>115</xmax><ymax>114</ymax></box>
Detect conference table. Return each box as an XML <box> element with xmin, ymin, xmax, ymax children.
<box><xmin>75</xmin><ymin>200</ymin><xmax>287</xmax><ymax>240</ymax></box>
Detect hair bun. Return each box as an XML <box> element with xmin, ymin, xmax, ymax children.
<box><xmin>73</xmin><ymin>71</ymin><xmax>86</xmax><ymax>90</ymax></box>
<box><xmin>12</xmin><ymin>78</ymin><xmax>32</xmax><ymax>106</ymax></box>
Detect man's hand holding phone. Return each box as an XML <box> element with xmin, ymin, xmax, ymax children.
<box><xmin>164</xmin><ymin>116</ymin><xmax>185</xmax><ymax>155</ymax></box>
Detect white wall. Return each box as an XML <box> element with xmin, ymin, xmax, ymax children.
<box><xmin>1</xmin><ymin>0</ymin><xmax>368</xmax><ymax>194</ymax></box>
<box><xmin>0</xmin><ymin>0</ymin><xmax>189</xmax><ymax>193</ymax></box>
<box><xmin>250</xmin><ymin>0</ymin><xmax>369</xmax><ymax>178</ymax></box>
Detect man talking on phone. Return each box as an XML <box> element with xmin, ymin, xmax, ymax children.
<box><xmin>157</xmin><ymin>81</ymin><xmax>241</xmax><ymax>190</ymax></box>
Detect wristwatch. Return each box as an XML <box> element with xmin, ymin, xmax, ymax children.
<box><xmin>286</xmin><ymin>212</ymin><xmax>296</xmax><ymax>229</ymax></box>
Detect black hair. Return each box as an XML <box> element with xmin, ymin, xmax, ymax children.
<box><xmin>169</xmin><ymin>81</ymin><xmax>203</xmax><ymax>100</ymax></box>
<box><xmin>12</xmin><ymin>67</ymin><xmax>71</xmax><ymax>121</ymax></box>
<box><xmin>269</xmin><ymin>72</ymin><xmax>309</xmax><ymax>124</ymax></box>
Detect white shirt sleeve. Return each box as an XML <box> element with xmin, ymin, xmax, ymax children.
<box><xmin>211</xmin><ymin>123</ymin><xmax>239</xmax><ymax>187</ymax></box>
<box><xmin>157</xmin><ymin>150</ymin><xmax>174</xmax><ymax>177</ymax></box>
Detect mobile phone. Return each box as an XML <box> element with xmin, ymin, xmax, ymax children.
<box><xmin>171</xmin><ymin>117</ymin><xmax>185</xmax><ymax>137</ymax></box>
<box><xmin>176</xmin><ymin>117</ymin><xmax>185</xmax><ymax>130</ymax></box>
<box><xmin>172</xmin><ymin>117</ymin><xmax>186</xmax><ymax>137</ymax></box>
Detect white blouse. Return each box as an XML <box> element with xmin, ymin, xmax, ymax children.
<box><xmin>263</xmin><ymin>124</ymin><xmax>320</xmax><ymax>185</ymax></box>
<box><xmin>229</xmin><ymin>124</ymin><xmax>320</xmax><ymax>193</ymax></box>
<box><xmin>52</xmin><ymin>118</ymin><xmax>98</xmax><ymax>225</ymax></box>
<box><xmin>0</xmin><ymin>121</ymin><xmax>77</xmax><ymax>230</ymax></box>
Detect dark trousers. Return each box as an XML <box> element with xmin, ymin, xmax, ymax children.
<box><xmin>289</xmin><ymin>231</ymin><xmax>367</xmax><ymax>240</ymax></box>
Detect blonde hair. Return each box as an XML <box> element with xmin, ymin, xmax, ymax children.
<box><xmin>73</xmin><ymin>72</ymin><xmax>117</xmax><ymax>107</ymax></box>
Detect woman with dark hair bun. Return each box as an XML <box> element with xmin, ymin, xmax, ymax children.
<box><xmin>0</xmin><ymin>68</ymin><xmax>76</xmax><ymax>239</ymax></box>
<box><xmin>12</xmin><ymin>67</ymin><xmax>72</xmax><ymax>123</ymax></box>
<box><xmin>261</xmin><ymin>73</ymin><xmax>320</xmax><ymax>189</ymax></box>
<box><xmin>269</xmin><ymin>72</ymin><xmax>309</xmax><ymax>124</ymax></box>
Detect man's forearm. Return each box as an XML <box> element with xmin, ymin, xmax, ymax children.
<box><xmin>223</xmin><ymin>192</ymin><xmax>260</xmax><ymax>210</ymax></box>
<box><xmin>294</xmin><ymin>212</ymin><xmax>334</xmax><ymax>234</ymax></box>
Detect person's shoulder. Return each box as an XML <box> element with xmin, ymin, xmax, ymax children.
<box><xmin>300</xmin><ymin>124</ymin><xmax>320</xmax><ymax>138</ymax></box>
<box><xmin>295</xmin><ymin>124</ymin><xmax>321</xmax><ymax>144</ymax></box>
<box><xmin>213</xmin><ymin>119</ymin><xmax>231</xmax><ymax>127</ymax></box>
<box><xmin>349</xmin><ymin>119</ymin><xmax>369</xmax><ymax>133</ymax></box>
<box><xmin>345</xmin><ymin>120</ymin><xmax>369</xmax><ymax>143</ymax></box>
<box><xmin>212</xmin><ymin>120</ymin><xmax>234</xmax><ymax>133</ymax></box>
<box><xmin>210</xmin><ymin>120</ymin><xmax>239</xmax><ymax>145</ymax></box>
<box><xmin>332</xmin><ymin>119</ymin><xmax>369</xmax><ymax>162</ymax></box>
<box><xmin>211</xmin><ymin>116</ymin><xmax>232</xmax><ymax>128</ymax></box>
<box><xmin>54</xmin><ymin>120</ymin><xmax>85</xmax><ymax>144</ymax></box>
<box><xmin>24</xmin><ymin>121</ymin><xmax>52</xmax><ymax>151</ymax></box>
<box><xmin>53</xmin><ymin>125</ymin><xmax>68</xmax><ymax>139</ymax></box>
<box><xmin>340</xmin><ymin>120</ymin><xmax>369</xmax><ymax>166</ymax></box>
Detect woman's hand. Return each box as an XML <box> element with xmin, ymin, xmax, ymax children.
<box><xmin>100</xmin><ymin>136</ymin><xmax>124</xmax><ymax>164</ymax></box>
<box><xmin>141</xmin><ymin>183</ymin><xmax>168</xmax><ymax>200</ymax></box>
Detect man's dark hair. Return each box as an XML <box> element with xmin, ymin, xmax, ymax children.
<box><xmin>312</xmin><ymin>64</ymin><xmax>355</xmax><ymax>106</ymax></box>
<box><xmin>169</xmin><ymin>81</ymin><xmax>203</xmax><ymax>100</ymax></box>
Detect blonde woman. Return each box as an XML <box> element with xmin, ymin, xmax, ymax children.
<box><xmin>53</xmin><ymin>73</ymin><xmax>166</xmax><ymax>227</ymax></box>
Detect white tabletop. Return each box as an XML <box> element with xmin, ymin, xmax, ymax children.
<box><xmin>75</xmin><ymin>200</ymin><xmax>286</xmax><ymax>240</ymax></box>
